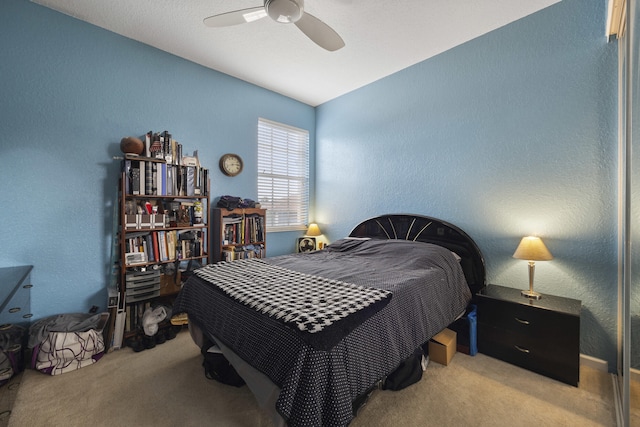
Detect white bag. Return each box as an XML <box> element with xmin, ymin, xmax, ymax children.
<box><xmin>34</xmin><ymin>329</ymin><xmax>105</xmax><ymax>375</ymax></box>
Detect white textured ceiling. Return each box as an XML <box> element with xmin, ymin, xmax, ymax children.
<box><xmin>31</xmin><ymin>0</ymin><xmax>559</xmax><ymax>106</ymax></box>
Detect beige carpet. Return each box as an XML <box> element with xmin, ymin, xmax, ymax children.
<box><xmin>8</xmin><ymin>330</ymin><xmax>620</xmax><ymax>427</ymax></box>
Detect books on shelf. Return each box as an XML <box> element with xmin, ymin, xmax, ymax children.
<box><xmin>123</xmin><ymin>155</ymin><xmax>209</xmax><ymax>197</ymax></box>
<box><xmin>123</xmin><ymin>228</ymin><xmax>203</xmax><ymax>266</ymax></box>
<box><xmin>213</xmin><ymin>208</ymin><xmax>266</xmax><ymax>264</ymax></box>
<box><xmin>222</xmin><ymin>244</ymin><xmax>266</xmax><ymax>262</ymax></box>
<box><xmin>157</xmin><ymin>231</ymin><xmax>169</xmax><ymax>262</ymax></box>
<box><xmin>166</xmin><ymin>230</ymin><xmax>176</xmax><ymax>261</ymax></box>
<box><xmin>221</xmin><ymin>214</ymin><xmax>265</xmax><ymax>245</ymax></box>
<box><xmin>176</xmin><ymin>229</ymin><xmax>204</xmax><ymax>260</ymax></box>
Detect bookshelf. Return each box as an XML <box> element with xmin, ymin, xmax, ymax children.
<box><xmin>211</xmin><ymin>208</ymin><xmax>266</xmax><ymax>262</ymax></box>
<box><xmin>112</xmin><ymin>150</ymin><xmax>210</xmax><ymax>349</ymax></box>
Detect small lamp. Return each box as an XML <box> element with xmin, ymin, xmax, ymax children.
<box><xmin>306</xmin><ymin>223</ymin><xmax>322</xmax><ymax>237</ymax></box>
<box><xmin>513</xmin><ymin>236</ymin><xmax>553</xmax><ymax>300</ymax></box>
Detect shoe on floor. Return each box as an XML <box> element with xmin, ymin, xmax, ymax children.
<box><xmin>143</xmin><ymin>335</ymin><xmax>156</xmax><ymax>349</ymax></box>
<box><xmin>155</xmin><ymin>330</ymin><xmax>166</xmax><ymax>345</ymax></box>
<box><xmin>170</xmin><ymin>313</ymin><xmax>188</xmax><ymax>326</ymax></box>
<box><xmin>127</xmin><ymin>336</ymin><xmax>145</xmax><ymax>353</ymax></box>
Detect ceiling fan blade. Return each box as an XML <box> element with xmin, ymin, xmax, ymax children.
<box><xmin>204</xmin><ymin>6</ymin><xmax>267</xmax><ymax>27</ymax></box>
<box><xmin>294</xmin><ymin>12</ymin><xmax>345</xmax><ymax>51</ymax></box>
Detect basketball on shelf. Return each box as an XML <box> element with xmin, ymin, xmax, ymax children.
<box><xmin>120</xmin><ymin>136</ymin><xmax>144</xmax><ymax>155</ymax></box>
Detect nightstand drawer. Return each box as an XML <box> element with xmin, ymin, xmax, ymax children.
<box><xmin>479</xmin><ymin>324</ymin><xmax>579</xmax><ymax>386</ymax></box>
<box><xmin>478</xmin><ymin>297</ymin><xmax>579</xmax><ymax>344</ymax></box>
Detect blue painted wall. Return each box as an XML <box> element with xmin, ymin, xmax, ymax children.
<box><xmin>0</xmin><ymin>0</ymin><xmax>314</xmax><ymax>318</ymax></box>
<box><xmin>316</xmin><ymin>0</ymin><xmax>619</xmax><ymax>367</ymax></box>
<box><xmin>0</xmin><ymin>0</ymin><xmax>623</xmax><ymax>368</ymax></box>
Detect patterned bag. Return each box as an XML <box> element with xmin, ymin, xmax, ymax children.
<box><xmin>32</xmin><ymin>329</ymin><xmax>105</xmax><ymax>375</ymax></box>
<box><xmin>0</xmin><ymin>324</ymin><xmax>25</xmax><ymax>386</ymax></box>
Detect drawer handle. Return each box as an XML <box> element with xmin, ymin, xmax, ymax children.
<box><xmin>514</xmin><ymin>345</ymin><xmax>530</xmax><ymax>354</ymax></box>
<box><xmin>8</xmin><ymin>307</ymin><xmax>21</xmax><ymax>314</ymax></box>
<box><xmin>514</xmin><ymin>317</ymin><xmax>530</xmax><ymax>325</ymax></box>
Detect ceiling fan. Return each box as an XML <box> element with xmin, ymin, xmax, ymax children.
<box><xmin>203</xmin><ymin>0</ymin><xmax>345</xmax><ymax>52</ymax></box>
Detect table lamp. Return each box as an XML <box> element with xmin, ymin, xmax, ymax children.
<box><xmin>513</xmin><ymin>236</ymin><xmax>553</xmax><ymax>300</ymax></box>
<box><xmin>306</xmin><ymin>223</ymin><xmax>322</xmax><ymax>237</ymax></box>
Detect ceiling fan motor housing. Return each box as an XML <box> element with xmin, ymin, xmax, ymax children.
<box><xmin>265</xmin><ymin>0</ymin><xmax>304</xmax><ymax>23</ymax></box>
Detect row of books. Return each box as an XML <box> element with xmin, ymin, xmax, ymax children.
<box><xmin>141</xmin><ymin>130</ymin><xmax>188</xmax><ymax>166</ymax></box>
<box><xmin>222</xmin><ymin>214</ymin><xmax>265</xmax><ymax>245</ymax></box>
<box><xmin>123</xmin><ymin>157</ymin><xmax>209</xmax><ymax>197</ymax></box>
<box><xmin>124</xmin><ymin>230</ymin><xmax>205</xmax><ymax>265</ymax></box>
<box><xmin>221</xmin><ymin>244</ymin><xmax>266</xmax><ymax>262</ymax></box>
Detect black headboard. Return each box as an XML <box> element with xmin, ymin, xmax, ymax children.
<box><xmin>349</xmin><ymin>214</ymin><xmax>486</xmax><ymax>295</ymax></box>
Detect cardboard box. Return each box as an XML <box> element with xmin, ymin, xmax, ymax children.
<box><xmin>428</xmin><ymin>328</ymin><xmax>457</xmax><ymax>366</ymax></box>
<box><xmin>160</xmin><ymin>271</ymin><xmax>182</xmax><ymax>296</ymax></box>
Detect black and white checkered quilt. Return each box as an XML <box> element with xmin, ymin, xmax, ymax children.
<box><xmin>194</xmin><ymin>259</ymin><xmax>392</xmax><ymax>350</ymax></box>
<box><xmin>174</xmin><ymin>238</ymin><xmax>471</xmax><ymax>427</ymax></box>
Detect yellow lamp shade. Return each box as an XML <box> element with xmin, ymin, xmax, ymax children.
<box><xmin>306</xmin><ymin>223</ymin><xmax>322</xmax><ymax>236</ymax></box>
<box><xmin>513</xmin><ymin>236</ymin><xmax>553</xmax><ymax>261</ymax></box>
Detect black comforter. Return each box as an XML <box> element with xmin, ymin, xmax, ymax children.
<box><xmin>173</xmin><ymin>238</ymin><xmax>471</xmax><ymax>426</ymax></box>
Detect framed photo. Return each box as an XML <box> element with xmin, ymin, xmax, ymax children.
<box><xmin>297</xmin><ymin>237</ymin><xmax>316</xmax><ymax>253</ymax></box>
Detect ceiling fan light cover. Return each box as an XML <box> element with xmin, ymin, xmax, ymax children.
<box><xmin>266</xmin><ymin>0</ymin><xmax>304</xmax><ymax>23</ymax></box>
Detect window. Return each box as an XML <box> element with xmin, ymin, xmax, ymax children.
<box><xmin>257</xmin><ymin>118</ymin><xmax>310</xmax><ymax>231</ymax></box>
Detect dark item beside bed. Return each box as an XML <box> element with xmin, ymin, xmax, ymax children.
<box><xmin>381</xmin><ymin>347</ymin><xmax>425</xmax><ymax>391</ymax></box>
<box><xmin>173</xmin><ymin>214</ymin><xmax>485</xmax><ymax>427</ymax></box>
<box><xmin>201</xmin><ymin>336</ymin><xmax>245</xmax><ymax>387</ymax></box>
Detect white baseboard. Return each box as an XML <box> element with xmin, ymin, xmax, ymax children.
<box><xmin>579</xmin><ymin>354</ymin><xmax>640</xmax><ymax>382</ymax></box>
<box><xmin>580</xmin><ymin>353</ymin><xmax>608</xmax><ymax>372</ymax></box>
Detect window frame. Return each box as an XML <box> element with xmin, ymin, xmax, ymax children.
<box><xmin>257</xmin><ymin>118</ymin><xmax>310</xmax><ymax>232</ymax></box>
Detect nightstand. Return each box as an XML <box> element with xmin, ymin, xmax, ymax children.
<box><xmin>476</xmin><ymin>284</ymin><xmax>581</xmax><ymax>386</ymax></box>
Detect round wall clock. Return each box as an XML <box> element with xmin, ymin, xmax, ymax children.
<box><xmin>219</xmin><ymin>153</ymin><xmax>243</xmax><ymax>177</ymax></box>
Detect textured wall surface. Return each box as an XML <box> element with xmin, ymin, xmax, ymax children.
<box><xmin>0</xmin><ymin>0</ymin><xmax>315</xmax><ymax>319</ymax></box>
<box><xmin>316</xmin><ymin>0</ymin><xmax>619</xmax><ymax>367</ymax></box>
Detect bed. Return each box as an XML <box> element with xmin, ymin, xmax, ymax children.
<box><xmin>173</xmin><ymin>214</ymin><xmax>485</xmax><ymax>427</ymax></box>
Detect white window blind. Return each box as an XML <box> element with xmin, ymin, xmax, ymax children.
<box><xmin>257</xmin><ymin>118</ymin><xmax>310</xmax><ymax>231</ymax></box>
